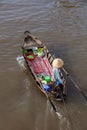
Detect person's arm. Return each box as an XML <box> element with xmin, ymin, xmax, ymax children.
<box><xmin>55</xmin><ymin>68</ymin><xmax>63</xmax><ymax>83</ymax></box>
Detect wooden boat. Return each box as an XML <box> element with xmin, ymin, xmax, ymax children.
<box><xmin>22</xmin><ymin>31</ymin><xmax>67</xmax><ymax>101</ymax></box>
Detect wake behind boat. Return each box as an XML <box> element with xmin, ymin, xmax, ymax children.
<box><xmin>22</xmin><ymin>31</ymin><xmax>67</xmax><ymax>101</ymax></box>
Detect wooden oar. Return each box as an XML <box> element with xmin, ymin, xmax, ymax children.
<box><xmin>48</xmin><ymin>97</ymin><xmax>57</xmax><ymax>112</ymax></box>
<box><xmin>48</xmin><ymin>97</ymin><xmax>62</xmax><ymax>119</ymax></box>
<box><xmin>62</xmin><ymin>67</ymin><xmax>87</xmax><ymax>101</ymax></box>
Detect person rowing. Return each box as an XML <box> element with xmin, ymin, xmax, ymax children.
<box><xmin>52</xmin><ymin>58</ymin><xmax>66</xmax><ymax>97</ymax></box>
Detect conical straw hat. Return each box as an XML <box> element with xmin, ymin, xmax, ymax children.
<box><xmin>52</xmin><ymin>58</ymin><xmax>64</xmax><ymax>68</ymax></box>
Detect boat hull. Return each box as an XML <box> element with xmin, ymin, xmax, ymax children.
<box><xmin>22</xmin><ymin>31</ymin><xmax>67</xmax><ymax>101</ymax></box>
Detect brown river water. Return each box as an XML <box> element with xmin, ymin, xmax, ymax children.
<box><xmin>0</xmin><ymin>0</ymin><xmax>87</xmax><ymax>130</ymax></box>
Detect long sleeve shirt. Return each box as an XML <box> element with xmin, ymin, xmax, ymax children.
<box><xmin>52</xmin><ymin>68</ymin><xmax>63</xmax><ymax>84</ymax></box>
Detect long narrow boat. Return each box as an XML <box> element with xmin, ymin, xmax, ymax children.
<box><xmin>22</xmin><ymin>31</ymin><xmax>67</xmax><ymax>101</ymax></box>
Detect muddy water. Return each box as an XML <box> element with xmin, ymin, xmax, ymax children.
<box><xmin>0</xmin><ymin>0</ymin><xmax>87</xmax><ymax>130</ymax></box>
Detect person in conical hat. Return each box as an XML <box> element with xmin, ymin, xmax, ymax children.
<box><xmin>52</xmin><ymin>58</ymin><xmax>64</xmax><ymax>86</ymax></box>
<box><xmin>52</xmin><ymin>58</ymin><xmax>66</xmax><ymax>96</ymax></box>
<box><xmin>52</xmin><ymin>58</ymin><xmax>64</xmax><ymax>69</ymax></box>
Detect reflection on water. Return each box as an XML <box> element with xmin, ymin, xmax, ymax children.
<box><xmin>0</xmin><ymin>0</ymin><xmax>87</xmax><ymax>130</ymax></box>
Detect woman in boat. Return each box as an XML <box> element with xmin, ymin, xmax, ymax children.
<box><xmin>52</xmin><ymin>58</ymin><xmax>66</xmax><ymax>96</ymax></box>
